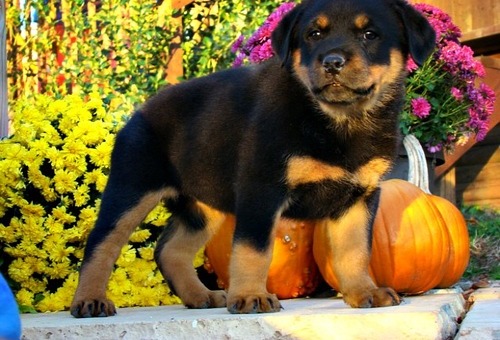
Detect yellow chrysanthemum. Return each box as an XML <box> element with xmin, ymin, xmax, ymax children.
<box><xmin>126</xmin><ymin>258</ymin><xmax>157</xmax><ymax>284</ymax></box>
<box><xmin>20</xmin><ymin>215</ymin><xmax>46</xmax><ymax>244</ymax></box>
<box><xmin>49</xmin><ymin>243</ymin><xmax>76</xmax><ymax>263</ymax></box>
<box><xmin>77</xmin><ymin>206</ymin><xmax>98</xmax><ymax>228</ymax></box>
<box><xmin>193</xmin><ymin>247</ymin><xmax>205</xmax><ymax>268</ymax></box>
<box><xmin>73</xmin><ymin>184</ymin><xmax>91</xmax><ymax>207</ymax></box>
<box><xmin>95</xmin><ymin>171</ymin><xmax>108</xmax><ymax>192</ymax></box>
<box><xmin>1</xmin><ymin>91</ymin><xmax>181</xmax><ymax>312</ymax></box>
<box><xmin>45</xmin><ymin>261</ymin><xmax>72</xmax><ymax>279</ymax></box>
<box><xmin>15</xmin><ymin>289</ymin><xmax>34</xmax><ymax>308</ymax></box>
<box><xmin>20</xmin><ymin>202</ymin><xmax>45</xmax><ymax>219</ymax></box>
<box><xmin>144</xmin><ymin>205</ymin><xmax>171</xmax><ymax>227</ymax></box>
<box><xmin>0</xmin><ymin>224</ymin><xmax>19</xmax><ymax>243</ymax></box>
<box><xmin>138</xmin><ymin>246</ymin><xmax>155</xmax><ymax>261</ymax></box>
<box><xmin>130</xmin><ymin>229</ymin><xmax>152</xmax><ymax>243</ymax></box>
<box><xmin>88</xmin><ymin>139</ymin><xmax>113</xmax><ymax>168</ymax></box>
<box><xmin>20</xmin><ymin>277</ymin><xmax>47</xmax><ymax>294</ymax></box>
<box><xmin>27</xmin><ymin>168</ymin><xmax>55</xmax><ymax>201</ymax></box>
<box><xmin>108</xmin><ymin>268</ymin><xmax>132</xmax><ymax>298</ymax></box>
<box><xmin>116</xmin><ymin>245</ymin><xmax>137</xmax><ymax>267</ymax></box>
<box><xmin>83</xmin><ymin>169</ymin><xmax>108</xmax><ymax>192</ymax></box>
<box><xmin>51</xmin><ymin>206</ymin><xmax>76</xmax><ymax>225</ymax></box>
<box><xmin>8</xmin><ymin>258</ymin><xmax>34</xmax><ymax>282</ymax></box>
<box><xmin>53</xmin><ymin>169</ymin><xmax>78</xmax><ymax>194</ymax></box>
<box><xmin>36</xmin><ymin>292</ymin><xmax>68</xmax><ymax>313</ymax></box>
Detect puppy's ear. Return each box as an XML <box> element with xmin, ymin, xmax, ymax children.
<box><xmin>271</xmin><ymin>4</ymin><xmax>303</xmax><ymax>68</ymax></box>
<box><xmin>393</xmin><ymin>0</ymin><xmax>436</xmax><ymax>66</ymax></box>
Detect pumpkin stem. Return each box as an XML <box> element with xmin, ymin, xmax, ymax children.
<box><xmin>403</xmin><ymin>134</ymin><xmax>431</xmax><ymax>194</ymax></box>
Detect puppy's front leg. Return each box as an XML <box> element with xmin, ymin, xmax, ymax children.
<box><xmin>226</xmin><ymin>207</ymin><xmax>282</xmax><ymax>314</ymax></box>
<box><xmin>323</xmin><ymin>195</ymin><xmax>400</xmax><ymax>308</ymax></box>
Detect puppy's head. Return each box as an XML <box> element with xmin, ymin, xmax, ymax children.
<box><xmin>272</xmin><ymin>0</ymin><xmax>435</xmax><ymax>117</ymax></box>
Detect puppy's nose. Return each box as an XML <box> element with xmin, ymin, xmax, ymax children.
<box><xmin>322</xmin><ymin>54</ymin><xmax>346</xmax><ymax>73</ymax></box>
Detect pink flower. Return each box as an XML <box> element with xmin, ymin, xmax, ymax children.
<box><xmin>450</xmin><ymin>87</ymin><xmax>463</xmax><ymax>101</ymax></box>
<box><xmin>231</xmin><ymin>2</ymin><xmax>295</xmax><ymax>66</ymax></box>
<box><xmin>439</xmin><ymin>41</ymin><xmax>485</xmax><ymax>80</ymax></box>
<box><xmin>411</xmin><ymin>97</ymin><xmax>432</xmax><ymax>118</ymax></box>
<box><xmin>413</xmin><ymin>3</ymin><xmax>461</xmax><ymax>43</ymax></box>
<box><xmin>406</xmin><ymin>57</ymin><xmax>418</xmax><ymax>72</ymax></box>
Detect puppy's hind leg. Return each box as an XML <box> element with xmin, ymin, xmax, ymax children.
<box><xmin>155</xmin><ymin>200</ymin><xmax>227</xmax><ymax>309</ymax></box>
<box><xmin>70</xmin><ymin>113</ymin><xmax>172</xmax><ymax>318</ymax></box>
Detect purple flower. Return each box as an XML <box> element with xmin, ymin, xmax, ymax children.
<box><xmin>466</xmin><ymin>83</ymin><xmax>496</xmax><ymax>141</ymax></box>
<box><xmin>411</xmin><ymin>97</ymin><xmax>431</xmax><ymax>118</ymax></box>
<box><xmin>231</xmin><ymin>35</ymin><xmax>245</xmax><ymax>54</ymax></box>
<box><xmin>426</xmin><ymin>143</ymin><xmax>443</xmax><ymax>153</ymax></box>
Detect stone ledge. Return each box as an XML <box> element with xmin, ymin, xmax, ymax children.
<box><xmin>21</xmin><ymin>289</ymin><xmax>466</xmax><ymax>340</ymax></box>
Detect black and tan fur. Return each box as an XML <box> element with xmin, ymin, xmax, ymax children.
<box><xmin>70</xmin><ymin>0</ymin><xmax>435</xmax><ymax>317</ymax></box>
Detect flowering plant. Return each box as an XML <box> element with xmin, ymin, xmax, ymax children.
<box><xmin>231</xmin><ymin>2</ymin><xmax>496</xmax><ymax>153</ymax></box>
<box><xmin>0</xmin><ymin>94</ymin><xmax>196</xmax><ymax>312</ymax></box>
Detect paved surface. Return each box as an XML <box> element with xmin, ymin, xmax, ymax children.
<box><xmin>20</xmin><ymin>288</ymin><xmax>482</xmax><ymax>340</ymax></box>
<box><xmin>456</xmin><ymin>284</ymin><xmax>500</xmax><ymax>340</ymax></box>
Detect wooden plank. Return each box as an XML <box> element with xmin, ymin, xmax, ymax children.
<box><xmin>437</xmin><ymin>167</ymin><xmax>456</xmax><ymax>205</ymax></box>
<box><xmin>462</xmin><ymin>24</ymin><xmax>500</xmax><ymax>42</ymax></box>
<box><xmin>459</xmin><ymin>183</ymin><xmax>500</xmax><ymax>201</ymax></box>
<box><xmin>164</xmin><ymin>0</ymin><xmax>196</xmax><ymax>84</ymax></box>
<box><xmin>461</xmin><ymin>198</ymin><xmax>500</xmax><ymax>209</ymax></box>
<box><xmin>455</xmin><ymin>144</ymin><xmax>500</xmax><ymax>166</ymax></box>
<box><xmin>456</xmin><ymin>162</ymin><xmax>500</xmax><ymax>184</ymax></box>
<box><xmin>171</xmin><ymin>0</ymin><xmax>194</xmax><ymax>10</ymax></box>
<box><xmin>420</xmin><ymin>0</ymin><xmax>500</xmax><ymax>35</ymax></box>
<box><xmin>165</xmin><ymin>11</ymin><xmax>183</xmax><ymax>84</ymax></box>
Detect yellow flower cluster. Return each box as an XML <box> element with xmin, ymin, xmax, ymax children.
<box><xmin>0</xmin><ymin>93</ymin><xmax>188</xmax><ymax>312</ymax></box>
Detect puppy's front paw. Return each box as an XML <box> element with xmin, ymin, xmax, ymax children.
<box><xmin>371</xmin><ymin>287</ymin><xmax>401</xmax><ymax>307</ymax></box>
<box><xmin>70</xmin><ymin>298</ymin><xmax>117</xmax><ymax>318</ymax></box>
<box><xmin>343</xmin><ymin>287</ymin><xmax>400</xmax><ymax>308</ymax></box>
<box><xmin>184</xmin><ymin>290</ymin><xmax>227</xmax><ymax>309</ymax></box>
<box><xmin>227</xmin><ymin>293</ymin><xmax>282</xmax><ymax>314</ymax></box>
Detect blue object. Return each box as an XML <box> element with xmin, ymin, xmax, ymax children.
<box><xmin>0</xmin><ymin>273</ymin><xmax>21</xmax><ymax>340</ymax></box>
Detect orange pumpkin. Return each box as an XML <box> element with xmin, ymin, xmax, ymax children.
<box><xmin>430</xmin><ymin>194</ymin><xmax>470</xmax><ymax>288</ymax></box>
<box><xmin>313</xmin><ymin>179</ymin><xmax>470</xmax><ymax>295</ymax></box>
<box><xmin>204</xmin><ymin>215</ymin><xmax>320</xmax><ymax>299</ymax></box>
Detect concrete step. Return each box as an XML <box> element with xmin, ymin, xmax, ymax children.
<box><xmin>21</xmin><ymin>289</ymin><xmax>467</xmax><ymax>340</ymax></box>
<box><xmin>455</xmin><ymin>284</ymin><xmax>500</xmax><ymax>340</ymax></box>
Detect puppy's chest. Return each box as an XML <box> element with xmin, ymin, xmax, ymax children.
<box><xmin>285</xmin><ymin>155</ymin><xmax>391</xmax><ymax>191</ymax></box>
<box><xmin>283</xmin><ymin>155</ymin><xmax>391</xmax><ymax>219</ymax></box>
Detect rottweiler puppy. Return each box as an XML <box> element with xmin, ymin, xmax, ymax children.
<box><xmin>70</xmin><ymin>0</ymin><xmax>435</xmax><ymax>317</ymax></box>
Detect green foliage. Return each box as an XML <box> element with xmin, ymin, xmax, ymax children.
<box><xmin>181</xmin><ymin>0</ymin><xmax>284</xmax><ymax>79</ymax></box>
<box><xmin>7</xmin><ymin>0</ymin><xmax>177</xmax><ymax>104</ymax></box>
<box><xmin>462</xmin><ymin>206</ymin><xmax>500</xmax><ymax>280</ymax></box>
<box><xmin>7</xmin><ymin>0</ymin><xmax>285</xmax><ymax>102</ymax></box>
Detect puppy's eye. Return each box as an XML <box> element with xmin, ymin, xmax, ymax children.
<box><xmin>363</xmin><ymin>30</ymin><xmax>378</xmax><ymax>40</ymax></box>
<box><xmin>308</xmin><ymin>30</ymin><xmax>322</xmax><ymax>40</ymax></box>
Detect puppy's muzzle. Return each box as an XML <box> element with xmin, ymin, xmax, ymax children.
<box><xmin>322</xmin><ymin>54</ymin><xmax>346</xmax><ymax>74</ymax></box>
